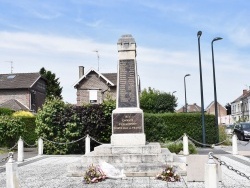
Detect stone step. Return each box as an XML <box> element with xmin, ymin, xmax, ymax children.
<box><xmin>114</xmin><ymin>161</ymin><xmax>186</xmax><ymax>176</ymax></box>
<box><xmin>82</xmin><ymin>153</ymin><xmax>173</xmax><ymax>164</ymax></box>
<box><xmin>68</xmin><ymin>160</ymin><xmax>186</xmax><ymax>177</ymax></box>
<box><xmin>75</xmin><ymin>143</ymin><xmax>187</xmax><ymax>178</ymax></box>
<box><xmin>93</xmin><ymin>142</ymin><xmax>163</xmax><ymax>155</ymax></box>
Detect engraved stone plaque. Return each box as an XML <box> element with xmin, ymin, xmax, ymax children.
<box><xmin>113</xmin><ymin>113</ymin><xmax>142</xmax><ymax>134</ymax></box>
<box><xmin>118</xmin><ymin>59</ymin><xmax>137</xmax><ymax>108</ymax></box>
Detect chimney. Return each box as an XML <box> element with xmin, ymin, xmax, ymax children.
<box><xmin>243</xmin><ymin>89</ymin><xmax>247</xmax><ymax>95</ymax></box>
<box><xmin>79</xmin><ymin>66</ymin><xmax>84</xmax><ymax>78</ymax></box>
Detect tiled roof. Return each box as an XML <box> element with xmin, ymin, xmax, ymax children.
<box><xmin>205</xmin><ymin>101</ymin><xmax>226</xmax><ymax>111</ymax></box>
<box><xmin>176</xmin><ymin>103</ymin><xmax>201</xmax><ymax>113</ymax></box>
<box><xmin>231</xmin><ymin>90</ymin><xmax>250</xmax><ymax>103</ymax></box>
<box><xmin>0</xmin><ymin>99</ymin><xmax>29</xmax><ymax>111</ymax></box>
<box><xmin>102</xmin><ymin>73</ymin><xmax>117</xmax><ymax>86</ymax></box>
<box><xmin>74</xmin><ymin>68</ymin><xmax>117</xmax><ymax>88</ymax></box>
<box><xmin>0</xmin><ymin>72</ymin><xmax>42</xmax><ymax>89</ymax></box>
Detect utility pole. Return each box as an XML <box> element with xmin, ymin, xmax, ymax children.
<box><xmin>5</xmin><ymin>61</ymin><xmax>13</xmax><ymax>73</ymax></box>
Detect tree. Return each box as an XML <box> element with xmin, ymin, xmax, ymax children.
<box><xmin>39</xmin><ymin>67</ymin><xmax>63</xmax><ymax>100</ymax></box>
<box><xmin>225</xmin><ymin>103</ymin><xmax>231</xmax><ymax>115</ymax></box>
<box><xmin>140</xmin><ymin>87</ymin><xmax>177</xmax><ymax>113</ymax></box>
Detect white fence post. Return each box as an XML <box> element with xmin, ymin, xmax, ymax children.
<box><xmin>85</xmin><ymin>134</ymin><xmax>90</xmax><ymax>155</ymax></box>
<box><xmin>6</xmin><ymin>152</ymin><xmax>19</xmax><ymax>188</ymax></box>
<box><xmin>205</xmin><ymin>152</ymin><xmax>218</xmax><ymax>188</ymax></box>
<box><xmin>17</xmin><ymin>137</ymin><xmax>24</xmax><ymax>162</ymax></box>
<box><xmin>38</xmin><ymin>137</ymin><xmax>43</xmax><ymax>155</ymax></box>
<box><xmin>183</xmin><ymin>133</ymin><xmax>189</xmax><ymax>155</ymax></box>
<box><xmin>232</xmin><ymin>133</ymin><xmax>238</xmax><ymax>155</ymax></box>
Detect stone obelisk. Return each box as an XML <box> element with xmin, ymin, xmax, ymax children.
<box><xmin>111</xmin><ymin>34</ymin><xmax>146</xmax><ymax>146</ymax></box>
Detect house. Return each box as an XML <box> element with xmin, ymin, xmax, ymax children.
<box><xmin>176</xmin><ymin>103</ymin><xmax>201</xmax><ymax>113</ymax></box>
<box><xmin>74</xmin><ymin>66</ymin><xmax>117</xmax><ymax>106</ymax></box>
<box><xmin>205</xmin><ymin>101</ymin><xmax>231</xmax><ymax>124</ymax></box>
<box><xmin>231</xmin><ymin>89</ymin><xmax>250</xmax><ymax>123</ymax></box>
<box><xmin>176</xmin><ymin>101</ymin><xmax>231</xmax><ymax>124</ymax></box>
<box><xmin>0</xmin><ymin>72</ymin><xmax>47</xmax><ymax>112</ymax></box>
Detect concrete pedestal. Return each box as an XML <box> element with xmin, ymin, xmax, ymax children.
<box><xmin>80</xmin><ymin>142</ymin><xmax>185</xmax><ymax>177</ymax></box>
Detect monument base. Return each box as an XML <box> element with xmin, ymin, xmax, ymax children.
<box><xmin>111</xmin><ymin>133</ymin><xmax>146</xmax><ymax>146</ymax></box>
<box><xmin>68</xmin><ymin>142</ymin><xmax>187</xmax><ymax>177</ymax></box>
<box><xmin>78</xmin><ymin>142</ymin><xmax>187</xmax><ymax>177</ymax></box>
<box><xmin>112</xmin><ymin>108</ymin><xmax>145</xmax><ymax>146</ymax></box>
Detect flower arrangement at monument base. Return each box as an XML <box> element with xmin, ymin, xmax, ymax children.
<box><xmin>156</xmin><ymin>165</ymin><xmax>181</xmax><ymax>182</ymax></box>
<box><xmin>83</xmin><ymin>164</ymin><xmax>106</xmax><ymax>184</ymax></box>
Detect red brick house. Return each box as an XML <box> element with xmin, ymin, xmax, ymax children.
<box><xmin>205</xmin><ymin>101</ymin><xmax>229</xmax><ymax>125</ymax></box>
<box><xmin>74</xmin><ymin>66</ymin><xmax>117</xmax><ymax>106</ymax></box>
<box><xmin>205</xmin><ymin>101</ymin><xmax>227</xmax><ymax>116</ymax></box>
<box><xmin>0</xmin><ymin>72</ymin><xmax>47</xmax><ymax>112</ymax></box>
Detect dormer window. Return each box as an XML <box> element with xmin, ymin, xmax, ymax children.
<box><xmin>7</xmin><ymin>75</ymin><xmax>16</xmax><ymax>79</ymax></box>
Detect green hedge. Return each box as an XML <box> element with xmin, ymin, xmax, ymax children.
<box><xmin>144</xmin><ymin>113</ymin><xmax>218</xmax><ymax>144</ymax></box>
<box><xmin>21</xmin><ymin>117</ymin><xmax>37</xmax><ymax>146</ymax></box>
<box><xmin>0</xmin><ymin>108</ymin><xmax>14</xmax><ymax>116</ymax></box>
<box><xmin>1</xmin><ymin>98</ymin><xmax>218</xmax><ymax>152</ymax></box>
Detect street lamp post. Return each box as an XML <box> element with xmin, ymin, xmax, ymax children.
<box><xmin>211</xmin><ymin>37</ymin><xmax>223</xmax><ymax>142</ymax></box>
<box><xmin>184</xmin><ymin>74</ymin><xmax>191</xmax><ymax>113</ymax></box>
<box><xmin>172</xmin><ymin>91</ymin><xmax>176</xmax><ymax>95</ymax></box>
<box><xmin>197</xmin><ymin>31</ymin><xmax>206</xmax><ymax>146</ymax></box>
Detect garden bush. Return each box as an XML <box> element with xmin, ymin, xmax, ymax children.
<box><xmin>161</xmin><ymin>140</ymin><xmax>197</xmax><ymax>154</ymax></box>
<box><xmin>218</xmin><ymin>125</ymin><xmax>231</xmax><ymax>146</ymax></box>
<box><xmin>35</xmin><ymin>98</ymin><xmax>113</xmax><ymax>154</ymax></box>
<box><xmin>21</xmin><ymin>117</ymin><xmax>37</xmax><ymax>146</ymax></box>
<box><xmin>0</xmin><ymin>115</ymin><xmax>25</xmax><ymax>147</ymax></box>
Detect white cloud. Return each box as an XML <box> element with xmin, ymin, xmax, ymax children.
<box><xmin>0</xmin><ymin>31</ymin><xmax>249</xmax><ymax>109</ymax></box>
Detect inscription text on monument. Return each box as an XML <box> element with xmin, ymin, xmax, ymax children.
<box><xmin>118</xmin><ymin>60</ymin><xmax>137</xmax><ymax>107</ymax></box>
<box><xmin>113</xmin><ymin>113</ymin><xmax>142</xmax><ymax>134</ymax></box>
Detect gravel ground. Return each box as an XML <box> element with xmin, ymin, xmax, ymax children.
<box><xmin>0</xmin><ymin>154</ymin><xmax>250</xmax><ymax>188</ymax></box>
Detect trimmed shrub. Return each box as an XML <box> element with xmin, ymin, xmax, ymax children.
<box><xmin>144</xmin><ymin>113</ymin><xmax>218</xmax><ymax>145</ymax></box>
<box><xmin>0</xmin><ymin>108</ymin><xmax>14</xmax><ymax>116</ymax></box>
<box><xmin>12</xmin><ymin>111</ymin><xmax>34</xmax><ymax>117</ymax></box>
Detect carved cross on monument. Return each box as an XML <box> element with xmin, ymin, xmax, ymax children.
<box><xmin>111</xmin><ymin>34</ymin><xmax>146</xmax><ymax>146</ymax></box>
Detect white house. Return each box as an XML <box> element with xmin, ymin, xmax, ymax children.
<box><xmin>231</xmin><ymin>89</ymin><xmax>250</xmax><ymax>123</ymax></box>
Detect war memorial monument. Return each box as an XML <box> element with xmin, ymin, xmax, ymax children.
<box><xmin>81</xmin><ymin>34</ymin><xmax>181</xmax><ymax>177</ymax></box>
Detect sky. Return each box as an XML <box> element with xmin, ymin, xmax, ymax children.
<box><xmin>0</xmin><ymin>0</ymin><xmax>250</xmax><ymax>110</ymax></box>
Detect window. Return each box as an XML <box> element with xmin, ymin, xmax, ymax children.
<box><xmin>89</xmin><ymin>90</ymin><xmax>97</xmax><ymax>103</ymax></box>
<box><xmin>7</xmin><ymin>75</ymin><xmax>16</xmax><ymax>79</ymax></box>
